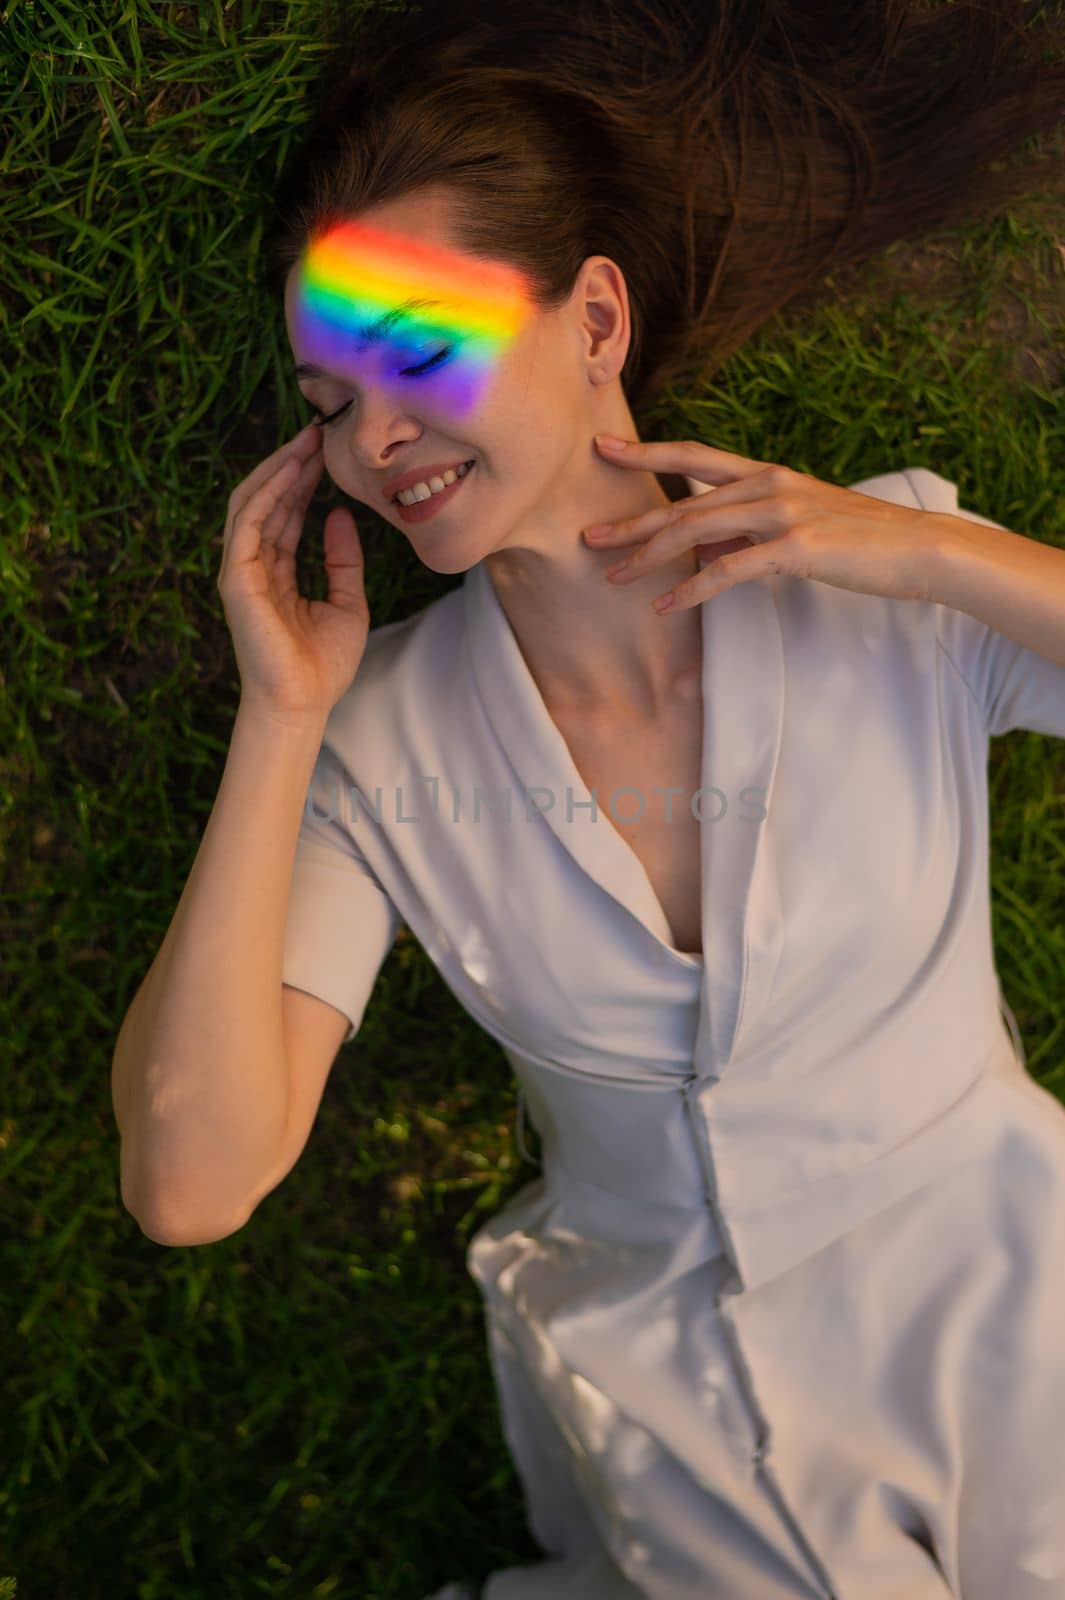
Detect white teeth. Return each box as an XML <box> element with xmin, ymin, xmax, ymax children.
<box><xmin>395</xmin><ymin>460</ymin><xmax>473</xmax><ymax>506</ymax></box>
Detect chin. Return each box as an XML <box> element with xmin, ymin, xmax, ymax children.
<box><xmin>400</xmin><ymin>532</ymin><xmax>483</xmax><ymax>574</ymax></box>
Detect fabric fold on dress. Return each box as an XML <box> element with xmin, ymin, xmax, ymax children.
<box><xmin>282</xmin><ymin>467</ymin><xmax>1065</xmax><ymax>1599</ymax></box>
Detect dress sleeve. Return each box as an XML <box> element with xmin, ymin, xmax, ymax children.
<box><xmin>904</xmin><ymin>466</ymin><xmax>1065</xmax><ymax>740</ymax></box>
<box><xmin>282</xmin><ymin>736</ymin><xmax>402</xmax><ymax>1045</ymax></box>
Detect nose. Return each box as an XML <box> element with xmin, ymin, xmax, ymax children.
<box><xmin>342</xmin><ymin>393</ymin><xmax>424</xmax><ymax>477</ymax></box>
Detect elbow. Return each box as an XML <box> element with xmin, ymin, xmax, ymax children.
<box><xmin>118</xmin><ymin>1142</ymin><xmax>255</xmax><ymax>1246</ymax></box>
<box><xmin>129</xmin><ymin>1199</ymin><xmax>254</xmax><ymax>1248</ymax></box>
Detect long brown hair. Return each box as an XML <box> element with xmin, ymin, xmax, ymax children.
<box><xmin>265</xmin><ymin>0</ymin><xmax>1064</xmax><ymax>429</ymax></box>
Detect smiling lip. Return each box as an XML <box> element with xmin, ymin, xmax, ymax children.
<box><xmin>383</xmin><ymin>459</ymin><xmax>474</xmax><ymax>503</ymax></box>
<box><xmin>392</xmin><ymin>461</ymin><xmax>476</xmax><ymax>524</ymax></box>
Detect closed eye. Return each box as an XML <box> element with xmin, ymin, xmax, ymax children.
<box><xmin>405</xmin><ymin>345</ymin><xmax>453</xmax><ymax>378</ymax></box>
<box><xmin>312</xmin><ymin>345</ymin><xmax>454</xmax><ymax>428</ymax></box>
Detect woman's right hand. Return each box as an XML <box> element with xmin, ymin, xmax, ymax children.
<box><xmin>217</xmin><ymin>422</ymin><xmax>370</xmax><ymax>720</ymax></box>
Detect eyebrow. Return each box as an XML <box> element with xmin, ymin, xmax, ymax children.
<box><xmin>294</xmin><ymin>296</ymin><xmax>445</xmax><ymax>379</ymax></box>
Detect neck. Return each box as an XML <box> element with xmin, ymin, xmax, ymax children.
<box><xmin>484</xmin><ymin>473</ymin><xmax>703</xmax><ymax>720</ymax></box>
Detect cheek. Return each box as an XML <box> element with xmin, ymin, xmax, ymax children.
<box><xmin>314</xmin><ymin>434</ymin><xmax>348</xmax><ymax>484</ymax></box>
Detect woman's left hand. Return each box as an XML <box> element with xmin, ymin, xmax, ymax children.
<box><xmin>586</xmin><ymin>435</ymin><xmax>951</xmax><ymax>613</ymax></box>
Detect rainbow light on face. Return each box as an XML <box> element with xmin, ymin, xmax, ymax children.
<box><xmin>292</xmin><ymin>218</ymin><xmax>536</xmax><ymax>421</ymax></box>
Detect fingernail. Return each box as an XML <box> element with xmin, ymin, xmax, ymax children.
<box><xmin>595</xmin><ymin>434</ymin><xmax>628</xmax><ymax>449</ymax></box>
<box><xmin>584</xmin><ymin>523</ymin><xmax>613</xmax><ymax>539</ymax></box>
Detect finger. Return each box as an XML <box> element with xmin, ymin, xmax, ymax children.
<box><xmin>261</xmin><ymin>445</ymin><xmax>323</xmax><ymax>552</ymax></box>
<box><xmin>226</xmin><ymin>422</ymin><xmax>323</xmax><ymax>525</ymax></box>
<box><xmin>260</xmin><ymin>451</ymin><xmax>328</xmax><ymax>604</ymax></box>
<box><xmin>279</xmin><ymin>447</ymin><xmax>326</xmax><ymax>557</ymax></box>
<box><xmin>603</xmin><ymin>464</ymin><xmax>808</xmax><ymax>573</ymax></box>
<box><xmin>583</xmin><ymin>501</ymin><xmax>676</xmax><ymax>548</ymax></box>
<box><xmin>322</xmin><ymin>506</ymin><xmax>367</xmax><ymax>612</ymax></box>
<box><xmin>584</xmin><ymin>462</ymin><xmax>796</xmax><ymax>551</ymax></box>
<box><xmin>594</xmin><ymin>434</ymin><xmax>771</xmax><ymax>483</ymax></box>
<box><xmin>221</xmin><ymin>432</ymin><xmax>315</xmax><ymax>565</ymax></box>
<box><xmin>605</xmin><ymin>494</ymin><xmax>789</xmax><ymax>585</ymax></box>
<box><xmin>663</xmin><ymin>543</ymin><xmax>787</xmax><ymax>610</ymax></box>
<box><xmin>223</xmin><ymin>431</ymin><xmax>322</xmax><ymax>565</ymax></box>
<box><xmin>221</xmin><ymin>455</ymin><xmax>303</xmax><ymax>581</ymax></box>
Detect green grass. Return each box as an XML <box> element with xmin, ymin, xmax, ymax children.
<box><xmin>2</xmin><ymin>2</ymin><xmax>1063</xmax><ymax>1597</ymax></box>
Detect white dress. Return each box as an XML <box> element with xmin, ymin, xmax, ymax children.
<box><xmin>281</xmin><ymin>465</ymin><xmax>1065</xmax><ymax>1599</ymax></box>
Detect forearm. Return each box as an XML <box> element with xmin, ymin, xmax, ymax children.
<box><xmin>112</xmin><ymin>700</ymin><xmax>328</xmax><ymax>1242</ymax></box>
<box><xmin>928</xmin><ymin>514</ymin><xmax>1065</xmax><ymax>670</ymax></box>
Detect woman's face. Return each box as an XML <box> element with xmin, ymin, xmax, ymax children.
<box><xmin>283</xmin><ymin>185</ymin><xmax>651</xmax><ymax>574</ymax></box>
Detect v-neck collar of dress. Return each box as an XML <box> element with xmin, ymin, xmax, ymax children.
<box><xmin>461</xmin><ymin>475</ymin><xmax>789</xmax><ymax>1072</ymax></box>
